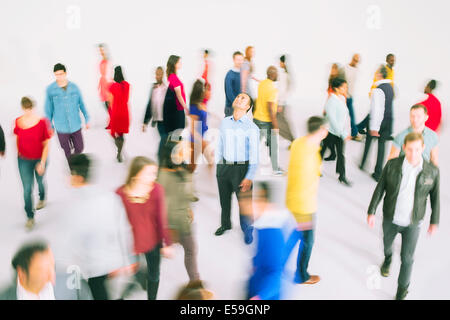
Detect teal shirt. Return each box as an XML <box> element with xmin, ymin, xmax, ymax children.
<box><xmin>393</xmin><ymin>127</ymin><xmax>438</xmax><ymax>161</ymax></box>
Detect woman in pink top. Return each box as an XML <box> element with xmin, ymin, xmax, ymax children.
<box><xmin>14</xmin><ymin>97</ymin><xmax>51</xmax><ymax>231</ymax></box>
<box><xmin>163</xmin><ymin>55</ymin><xmax>189</xmax><ymax>134</ymax></box>
<box><xmin>98</xmin><ymin>44</ymin><xmax>112</xmax><ymax>128</ymax></box>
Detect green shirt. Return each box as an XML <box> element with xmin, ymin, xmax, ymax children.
<box><xmin>393</xmin><ymin>126</ymin><xmax>438</xmax><ymax>161</ymax></box>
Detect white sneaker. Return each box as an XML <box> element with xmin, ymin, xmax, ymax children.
<box><xmin>36</xmin><ymin>200</ymin><xmax>46</xmax><ymax>210</ymax></box>
<box><xmin>272</xmin><ymin>169</ymin><xmax>285</xmax><ymax>176</ymax></box>
<box><xmin>25</xmin><ymin>218</ymin><xmax>35</xmax><ymax>231</ymax></box>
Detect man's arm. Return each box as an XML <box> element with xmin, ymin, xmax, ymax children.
<box><xmin>430</xmin><ymin>146</ymin><xmax>439</xmax><ymax>167</ymax></box>
<box><xmin>369</xmin><ymin>88</ymin><xmax>385</xmax><ymax>133</ymax></box>
<box><xmin>268</xmin><ymin>102</ymin><xmax>278</xmax><ymax>129</ymax></box>
<box><xmin>44</xmin><ymin>87</ymin><xmax>54</xmax><ymax>130</ymax></box>
<box><xmin>214</xmin><ymin>122</ymin><xmax>224</xmax><ymax>165</ymax></box>
<box><xmin>0</xmin><ymin>125</ymin><xmax>5</xmax><ymax>155</ymax></box>
<box><xmin>429</xmin><ymin>168</ymin><xmax>440</xmax><ymax>226</ymax></box>
<box><xmin>244</xmin><ymin>125</ymin><xmax>259</xmax><ymax>181</ymax></box>
<box><xmin>76</xmin><ymin>86</ymin><xmax>90</xmax><ymax>126</ymax></box>
<box><xmin>143</xmin><ymin>86</ymin><xmax>154</xmax><ymax>126</ymax></box>
<box><xmin>368</xmin><ymin>160</ymin><xmax>390</xmax><ymax>215</ymax></box>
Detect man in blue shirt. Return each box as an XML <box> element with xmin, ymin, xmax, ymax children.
<box><xmin>224</xmin><ymin>51</ymin><xmax>244</xmax><ymax>117</ymax></box>
<box><xmin>215</xmin><ymin>93</ymin><xmax>259</xmax><ymax>244</ymax></box>
<box><xmin>45</xmin><ymin>63</ymin><xmax>90</xmax><ymax>162</ymax></box>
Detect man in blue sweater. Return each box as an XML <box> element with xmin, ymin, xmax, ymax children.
<box><xmin>224</xmin><ymin>51</ymin><xmax>244</xmax><ymax>117</ymax></box>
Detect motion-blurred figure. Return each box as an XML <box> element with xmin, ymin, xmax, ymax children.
<box><xmin>143</xmin><ymin>66</ymin><xmax>168</xmax><ymax>163</ymax></box>
<box><xmin>367</xmin><ymin>132</ymin><xmax>439</xmax><ymax>300</ymax></box>
<box><xmin>276</xmin><ymin>55</ymin><xmax>295</xmax><ymax>144</ymax></box>
<box><xmin>14</xmin><ymin>97</ymin><xmax>51</xmax><ymax>230</ymax></box>
<box><xmin>241</xmin><ymin>46</ymin><xmax>260</xmax><ymax>99</ymax></box>
<box><xmin>0</xmin><ymin>124</ymin><xmax>5</xmax><ymax>157</ymax></box>
<box><xmin>108</xmin><ymin>66</ymin><xmax>130</xmax><ymax>163</ymax></box>
<box><xmin>246</xmin><ymin>181</ymin><xmax>295</xmax><ymax>300</ymax></box>
<box><xmin>224</xmin><ymin>51</ymin><xmax>244</xmax><ymax>117</ymax></box>
<box><xmin>359</xmin><ymin>65</ymin><xmax>394</xmax><ymax>182</ymax></box>
<box><xmin>0</xmin><ymin>240</ymin><xmax>92</xmax><ymax>300</ymax></box>
<box><xmin>420</xmin><ymin>80</ymin><xmax>442</xmax><ymax>133</ymax></box>
<box><xmin>201</xmin><ymin>49</ymin><xmax>212</xmax><ymax>105</ymax></box>
<box><xmin>214</xmin><ymin>93</ymin><xmax>259</xmax><ymax>244</ymax></box>
<box><xmin>321</xmin><ymin>78</ymin><xmax>352</xmax><ymax>186</ymax></box>
<box><xmin>98</xmin><ymin>43</ymin><xmax>111</xmax><ymax>128</ymax></box>
<box><xmin>175</xmin><ymin>280</ymin><xmax>214</xmax><ymax>300</ymax></box>
<box><xmin>253</xmin><ymin>66</ymin><xmax>283</xmax><ymax>175</ymax></box>
<box><xmin>116</xmin><ymin>157</ymin><xmax>173</xmax><ymax>300</ymax></box>
<box><xmin>388</xmin><ymin>104</ymin><xmax>439</xmax><ymax>166</ymax></box>
<box><xmin>343</xmin><ymin>54</ymin><xmax>363</xmax><ymax>141</ymax></box>
<box><xmin>44</xmin><ymin>63</ymin><xmax>90</xmax><ymax>163</ymax></box>
<box><xmin>285</xmin><ymin>116</ymin><xmax>329</xmax><ymax>285</ymax></box>
<box><xmin>163</xmin><ymin>55</ymin><xmax>188</xmax><ymax>135</ymax></box>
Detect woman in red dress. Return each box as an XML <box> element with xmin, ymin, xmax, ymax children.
<box><xmin>108</xmin><ymin>66</ymin><xmax>130</xmax><ymax>162</ymax></box>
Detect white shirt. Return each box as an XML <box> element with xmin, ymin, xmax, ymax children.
<box><xmin>369</xmin><ymin>79</ymin><xmax>392</xmax><ymax>132</ymax></box>
<box><xmin>393</xmin><ymin>158</ymin><xmax>423</xmax><ymax>227</ymax></box>
<box><xmin>151</xmin><ymin>83</ymin><xmax>168</xmax><ymax>122</ymax></box>
<box><xmin>17</xmin><ymin>279</ymin><xmax>55</xmax><ymax>300</ymax></box>
<box><xmin>344</xmin><ymin>64</ymin><xmax>358</xmax><ymax>97</ymax></box>
<box><xmin>276</xmin><ymin>68</ymin><xmax>290</xmax><ymax>106</ymax></box>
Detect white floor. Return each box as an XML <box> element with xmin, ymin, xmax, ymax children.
<box><xmin>0</xmin><ymin>108</ymin><xmax>449</xmax><ymax>300</ymax></box>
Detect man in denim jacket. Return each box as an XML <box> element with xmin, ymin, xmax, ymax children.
<box><xmin>45</xmin><ymin>63</ymin><xmax>90</xmax><ymax>162</ymax></box>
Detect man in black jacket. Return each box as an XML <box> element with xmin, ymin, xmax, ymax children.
<box><xmin>367</xmin><ymin>132</ymin><xmax>439</xmax><ymax>300</ymax></box>
<box><xmin>0</xmin><ymin>124</ymin><xmax>5</xmax><ymax>157</ymax></box>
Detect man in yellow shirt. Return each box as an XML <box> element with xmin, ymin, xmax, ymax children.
<box><xmin>284</xmin><ymin>116</ymin><xmax>329</xmax><ymax>285</ymax></box>
<box><xmin>253</xmin><ymin>66</ymin><xmax>283</xmax><ymax>175</ymax></box>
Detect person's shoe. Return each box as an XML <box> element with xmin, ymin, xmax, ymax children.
<box><xmin>395</xmin><ymin>286</ymin><xmax>409</xmax><ymax>300</ymax></box>
<box><xmin>352</xmin><ymin>135</ymin><xmax>363</xmax><ymax>142</ymax></box>
<box><xmin>36</xmin><ymin>200</ymin><xmax>46</xmax><ymax>210</ymax></box>
<box><xmin>324</xmin><ymin>155</ymin><xmax>336</xmax><ymax>161</ymax></box>
<box><xmin>191</xmin><ymin>196</ymin><xmax>199</xmax><ymax>202</ymax></box>
<box><xmin>387</xmin><ymin>135</ymin><xmax>394</xmax><ymax>141</ymax></box>
<box><xmin>244</xmin><ymin>231</ymin><xmax>253</xmax><ymax>245</ymax></box>
<box><xmin>25</xmin><ymin>218</ymin><xmax>35</xmax><ymax>231</ymax></box>
<box><xmin>380</xmin><ymin>256</ymin><xmax>392</xmax><ymax>277</ymax></box>
<box><xmin>371</xmin><ymin>173</ymin><xmax>380</xmax><ymax>182</ymax></box>
<box><xmin>117</xmin><ymin>153</ymin><xmax>123</xmax><ymax>163</ymax></box>
<box><xmin>338</xmin><ymin>176</ymin><xmax>353</xmax><ymax>187</ymax></box>
<box><xmin>301</xmin><ymin>275</ymin><xmax>321</xmax><ymax>285</ymax></box>
<box><xmin>358</xmin><ymin>128</ymin><xmax>367</xmax><ymax>135</ymax></box>
<box><xmin>215</xmin><ymin>226</ymin><xmax>231</xmax><ymax>236</ymax></box>
<box><xmin>359</xmin><ymin>164</ymin><xmax>365</xmax><ymax>171</ymax></box>
<box><xmin>272</xmin><ymin>169</ymin><xmax>285</xmax><ymax>176</ymax></box>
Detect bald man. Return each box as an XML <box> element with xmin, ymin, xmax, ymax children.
<box><xmin>344</xmin><ymin>54</ymin><xmax>362</xmax><ymax>140</ymax></box>
<box><xmin>254</xmin><ymin>66</ymin><xmax>283</xmax><ymax>175</ymax></box>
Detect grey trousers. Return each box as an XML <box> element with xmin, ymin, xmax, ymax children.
<box><xmin>382</xmin><ymin>219</ymin><xmax>421</xmax><ymax>289</ymax></box>
<box><xmin>276</xmin><ymin>105</ymin><xmax>295</xmax><ymax>142</ymax></box>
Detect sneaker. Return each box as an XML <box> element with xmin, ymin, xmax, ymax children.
<box><xmin>395</xmin><ymin>286</ymin><xmax>409</xmax><ymax>300</ymax></box>
<box><xmin>36</xmin><ymin>200</ymin><xmax>46</xmax><ymax>210</ymax></box>
<box><xmin>301</xmin><ymin>275</ymin><xmax>321</xmax><ymax>285</ymax></box>
<box><xmin>272</xmin><ymin>169</ymin><xmax>285</xmax><ymax>176</ymax></box>
<box><xmin>338</xmin><ymin>176</ymin><xmax>353</xmax><ymax>187</ymax></box>
<box><xmin>25</xmin><ymin>218</ymin><xmax>35</xmax><ymax>231</ymax></box>
<box><xmin>380</xmin><ymin>256</ymin><xmax>392</xmax><ymax>277</ymax></box>
<box><xmin>351</xmin><ymin>135</ymin><xmax>363</xmax><ymax>142</ymax></box>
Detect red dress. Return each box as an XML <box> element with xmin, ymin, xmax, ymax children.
<box><xmin>109</xmin><ymin>81</ymin><xmax>130</xmax><ymax>137</ymax></box>
<box><xmin>421</xmin><ymin>93</ymin><xmax>442</xmax><ymax>133</ymax></box>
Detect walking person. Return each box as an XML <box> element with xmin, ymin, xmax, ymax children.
<box><xmin>388</xmin><ymin>104</ymin><xmax>439</xmax><ymax>166</ymax></box>
<box><xmin>108</xmin><ymin>66</ymin><xmax>130</xmax><ymax>163</ymax></box>
<box><xmin>158</xmin><ymin>139</ymin><xmax>202</xmax><ymax>283</ymax></box>
<box><xmin>253</xmin><ymin>66</ymin><xmax>283</xmax><ymax>175</ymax></box>
<box><xmin>321</xmin><ymin>78</ymin><xmax>352</xmax><ymax>186</ymax></box>
<box><xmin>143</xmin><ymin>66</ymin><xmax>168</xmax><ymax>163</ymax></box>
<box><xmin>224</xmin><ymin>51</ymin><xmax>244</xmax><ymax>117</ymax></box>
<box><xmin>241</xmin><ymin>46</ymin><xmax>260</xmax><ymax>99</ymax></box>
<box><xmin>367</xmin><ymin>132</ymin><xmax>439</xmax><ymax>300</ymax></box>
<box><xmin>359</xmin><ymin>65</ymin><xmax>394</xmax><ymax>182</ymax></box>
<box><xmin>344</xmin><ymin>53</ymin><xmax>363</xmax><ymax>141</ymax></box>
<box><xmin>0</xmin><ymin>123</ymin><xmax>5</xmax><ymax>157</ymax></box>
<box><xmin>116</xmin><ymin>156</ymin><xmax>173</xmax><ymax>300</ymax></box>
<box><xmin>420</xmin><ymin>80</ymin><xmax>442</xmax><ymax>133</ymax></box>
<box><xmin>276</xmin><ymin>55</ymin><xmax>295</xmax><ymax>144</ymax></box>
<box><xmin>214</xmin><ymin>93</ymin><xmax>259</xmax><ymax>244</ymax></box>
<box><xmin>285</xmin><ymin>116</ymin><xmax>329</xmax><ymax>285</ymax></box>
<box><xmin>14</xmin><ymin>97</ymin><xmax>51</xmax><ymax>230</ymax></box>
<box><xmin>163</xmin><ymin>55</ymin><xmax>189</xmax><ymax>135</ymax></box>
<box><xmin>201</xmin><ymin>49</ymin><xmax>212</xmax><ymax>106</ymax></box>
<box><xmin>44</xmin><ymin>63</ymin><xmax>90</xmax><ymax>163</ymax></box>
<box><xmin>98</xmin><ymin>43</ymin><xmax>111</xmax><ymax>128</ymax></box>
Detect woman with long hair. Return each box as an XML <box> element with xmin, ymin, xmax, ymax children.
<box><xmin>157</xmin><ymin>138</ymin><xmax>202</xmax><ymax>283</ymax></box>
<box><xmin>116</xmin><ymin>156</ymin><xmax>173</xmax><ymax>300</ymax></box>
<box><xmin>108</xmin><ymin>66</ymin><xmax>130</xmax><ymax>162</ymax></box>
<box><xmin>163</xmin><ymin>55</ymin><xmax>189</xmax><ymax>135</ymax></box>
<box><xmin>14</xmin><ymin>97</ymin><xmax>51</xmax><ymax>230</ymax></box>
<box><xmin>241</xmin><ymin>46</ymin><xmax>260</xmax><ymax>98</ymax></box>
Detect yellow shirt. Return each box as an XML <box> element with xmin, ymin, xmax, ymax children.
<box><xmin>286</xmin><ymin>136</ymin><xmax>322</xmax><ymax>222</ymax></box>
<box><xmin>370</xmin><ymin>65</ymin><xmax>394</xmax><ymax>95</ymax></box>
<box><xmin>254</xmin><ymin>79</ymin><xmax>278</xmax><ymax>122</ymax></box>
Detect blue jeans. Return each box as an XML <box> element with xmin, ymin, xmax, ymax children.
<box><xmin>346</xmin><ymin>97</ymin><xmax>358</xmax><ymax>137</ymax></box>
<box><xmin>18</xmin><ymin>157</ymin><xmax>47</xmax><ymax>219</ymax></box>
<box><xmin>284</xmin><ymin>226</ymin><xmax>315</xmax><ymax>283</ymax></box>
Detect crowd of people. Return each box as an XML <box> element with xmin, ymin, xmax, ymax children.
<box><xmin>0</xmin><ymin>45</ymin><xmax>443</xmax><ymax>301</ymax></box>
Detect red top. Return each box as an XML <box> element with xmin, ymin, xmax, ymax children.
<box><xmin>116</xmin><ymin>183</ymin><xmax>172</xmax><ymax>254</ymax></box>
<box><xmin>168</xmin><ymin>73</ymin><xmax>186</xmax><ymax>111</ymax></box>
<box><xmin>202</xmin><ymin>60</ymin><xmax>211</xmax><ymax>104</ymax></box>
<box><xmin>99</xmin><ymin>59</ymin><xmax>110</xmax><ymax>102</ymax></box>
<box><xmin>14</xmin><ymin>118</ymin><xmax>51</xmax><ymax>160</ymax></box>
<box><xmin>109</xmin><ymin>81</ymin><xmax>130</xmax><ymax>137</ymax></box>
<box><xmin>421</xmin><ymin>93</ymin><xmax>442</xmax><ymax>133</ymax></box>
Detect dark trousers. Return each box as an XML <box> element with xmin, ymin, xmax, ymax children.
<box><xmin>156</xmin><ymin>121</ymin><xmax>168</xmax><ymax>164</ymax></box>
<box><xmin>145</xmin><ymin>244</ymin><xmax>162</xmax><ymax>300</ymax></box>
<box><xmin>216</xmin><ymin>163</ymin><xmax>253</xmax><ymax>235</ymax></box>
<box><xmin>320</xmin><ymin>133</ymin><xmax>346</xmax><ymax>178</ymax></box>
<box><xmin>285</xmin><ymin>227</ymin><xmax>315</xmax><ymax>283</ymax></box>
<box><xmin>382</xmin><ymin>219</ymin><xmax>421</xmax><ymax>289</ymax></box>
<box><xmin>18</xmin><ymin>157</ymin><xmax>46</xmax><ymax>219</ymax></box>
<box><xmin>356</xmin><ymin>114</ymin><xmax>369</xmax><ymax>133</ymax></box>
<box><xmin>253</xmin><ymin>119</ymin><xmax>279</xmax><ymax>171</ymax></box>
<box><xmin>57</xmin><ymin>129</ymin><xmax>84</xmax><ymax>161</ymax></box>
<box><xmin>360</xmin><ymin>133</ymin><xmax>387</xmax><ymax>178</ymax></box>
<box><xmin>346</xmin><ymin>97</ymin><xmax>358</xmax><ymax>137</ymax></box>
<box><xmin>88</xmin><ymin>274</ymin><xmax>109</xmax><ymax>300</ymax></box>
<box><xmin>277</xmin><ymin>105</ymin><xmax>295</xmax><ymax>142</ymax></box>
<box><xmin>224</xmin><ymin>106</ymin><xmax>233</xmax><ymax>117</ymax></box>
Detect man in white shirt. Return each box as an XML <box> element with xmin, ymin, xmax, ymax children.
<box><xmin>344</xmin><ymin>54</ymin><xmax>362</xmax><ymax>141</ymax></box>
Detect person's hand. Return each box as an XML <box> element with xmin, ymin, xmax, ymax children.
<box><xmin>369</xmin><ymin>130</ymin><xmax>380</xmax><ymax>137</ymax></box>
<box><xmin>367</xmin><ymin>215</ymin><xmax>375</xmax><ymax>228</ymax></box>
<box><xmin>0</xmin><ymin>151</ymin><xmax>4</xmax><ymax>158</ymax></box>
<box><xmin>85</xmin><ymin>123</ymin><xmax>90</xmax><ymax>130</ymax></box>
<box><xmin>108</xmin><ymin>263</ymin><xmax>139</xmax><ymax>278</ymax></box>
<box><xmin>250</xmin><ymin>295</ymin><xmax>261</xmax><ymax>300</ymax></box>
<box><xmin>277</xmin><ymin>106</ymin><xmax>283</xmax><ymax>113</ymax></box>
<box><xmin>161</xmin><ymin>246</ymin><xmax>174</xmax><ymax>259</ymax></box>
<box><xmin>142</xmin><ymin>124</ymin><xmax>147</xmax><ymax>133</ymax></box>
<box><xmin>428</xmin><ymin>224</ymin><xmax>438</xmax><ymax>236</ymax></box>
<box><xmin>35</xmin><ymin>162</ymin><xmax>45</xmax><ymax>176</ymax></box>
<box><xmin>345</xmin><ymin>135</ymin><xmax>352</xmax><ymax>141</ymax></box>
<box><xmin>239</xmin><ymin>179</ymin><xmax>252</xmax><ymax>193</ymax></box>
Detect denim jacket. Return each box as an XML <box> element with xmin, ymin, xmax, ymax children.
<box><xmin>45</xmin><ymin>81</ymin><xmax>90</xmax><ymax>134</ymax></box>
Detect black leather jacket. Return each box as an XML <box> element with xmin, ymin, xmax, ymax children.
<box><xmin>368</xmin><ymin>156</ymin><xmax>440</xmax><ymax>225</ymax></box>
